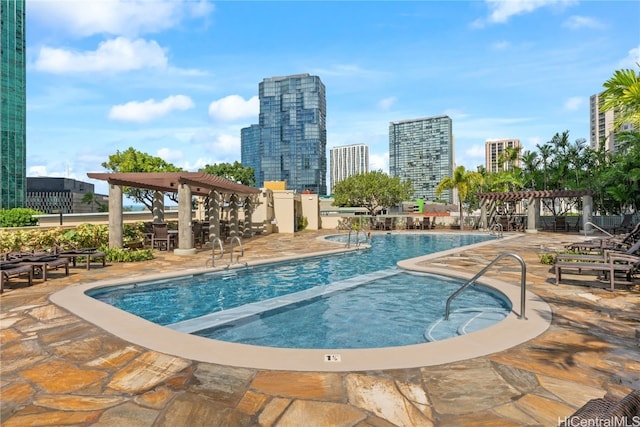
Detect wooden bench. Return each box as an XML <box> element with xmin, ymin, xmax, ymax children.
<box><xmin>58</xmin><ymin>251</ymin><xmax>106</xmax><ymax>270</ymax></box>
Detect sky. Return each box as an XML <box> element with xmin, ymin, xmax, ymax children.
<box><xmin>25</xmin><ymin>0</ymin><xmax>640</xmax><ymax>196</ymax></box>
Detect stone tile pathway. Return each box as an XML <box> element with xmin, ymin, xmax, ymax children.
<box><xmin>1</xmin><ymin>230</ymin><xmax>638</xmax><ymax>426</ymax></box>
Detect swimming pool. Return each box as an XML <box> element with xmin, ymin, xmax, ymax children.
<box><xmin>87</xmin><ymin>233</ymin><xmax>509</xmax><ymax>348</ymax></box>
<box><xmin>51</xmin><ymin>232</ymin><xmax>552</xmax><ymax>371</ymax></box>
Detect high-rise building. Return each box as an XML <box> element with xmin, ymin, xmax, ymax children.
<box><xmin>389</xmin><ymin>115</ymin><xmax>454</xmax><ymax>203</ymax></box>
<box><xmin>1</xmin><ymin>0</ymin><xmax>27</xmax><ymax>209</ymax></box>
<box><xmin>590</xmin><ymin>93</ymin><xmax>635</xmax><ymax>152</ymax></box>
<box><xmin>329</xmin><ymin>144</ymin><xmax>369</xmax><ymax>194</ymax></box>
<box><xmin>241</xmin><ymin>74</ymin><xmax>327</xmax><ymax>194</ymax></box>
<box><xmin>485</xmin><ymin>138</ymin><xmax>522</xmax><ymax>173</ymax></box>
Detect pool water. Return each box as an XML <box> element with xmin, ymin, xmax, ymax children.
<box><xmin>88</xmin><ymin>233</ymin><xmax>510</xmax><ymax>348</ymax></box>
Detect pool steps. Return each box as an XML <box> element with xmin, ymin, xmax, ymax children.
<box><xmin>167</xmin><ymin>268</ymin><xmax>401</xmax><ymax>334</ymax></box>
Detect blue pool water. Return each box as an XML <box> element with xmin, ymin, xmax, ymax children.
<box><xmin>89</xmin><ymin>233</ymin><xmax>510</xmax><ymax>348</ymax></box>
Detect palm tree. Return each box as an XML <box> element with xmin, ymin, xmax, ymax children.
<box><xmin>600</xmin><ymin>66</ymin><xmax>640</xmax><ymax>129</ymax></box>
<box><xmin>436</xmin><ymin>166</ymin><xmax>483</xmax><ymax>231</ymax></box>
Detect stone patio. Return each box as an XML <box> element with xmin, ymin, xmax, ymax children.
<box><xmin>1</xmin><ymin>230</ymin><xmax>638</xmax><ymax>426</ymax></box>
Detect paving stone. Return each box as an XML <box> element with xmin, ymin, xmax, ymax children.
<box><xmin>28</xmin><ymin>304</ymin><xmax>68</xmax><ymax>321</ymax></box>
<box><xmin>236</xmin><ymin>390</ymin><xmax>269</xmax><ymax>415</ymax></box>
<box><xmin>346</xmin><ymin>373</ymin><xmax>433</xmax><ymax>426</ymax></box>
<box><xmin>258</xmin><ymin>396</ymin><xmax>291</xmax><ymax>426</ymax></box>
<box><xmin>84</xmin><ymin>345</ymin><xmax>142</xmax><ymax>369</ymax></box>
<box><xmin>0</xmin><ymin>316</ymin><xmax>23</xmax><ymax>329</ymax></box>
<box><xmin>1</xmin><ymin>337</ymin><xmax>44</xmax><ymax>360</ymax></box>
<box><xmin>277</xmin><ymin>399</ymin><xmax>367</xmax><ymax>427</ymax></box>
<box><xmin>0</xmin><ymin>327</ymin><xmax>22</xmax><ymax>343</ymax></box>
<box><xmin>50</xmin><ymin>336</ymin><xmax>111</xmax><ymax>362</ymax></box>
<box><xmin>2</xmin><ymin>407</ymin><xmax>103</xmax><ymax>427</ymax></box>
<box><xmin>33</xmin><ymin>394</ymin><xmax>125</xmax><ymax>411</ymax></box>
<box><xmin>490</xmin><ymin>402</ymin><xmax>541</xmax><ymax>425</ymax></box>
<box><xmin>514</xmin><ymin>393</ymin><xmax>576</xmax><ymax>426</ymax></box>
<box><xmin>438</xmin><ymin>412</ymin><xmax>523</xmax><ymax>427</ymax></box>
<box><xmin>251</xmin><ymin>371</ymin><xmax>344</xmax><ymax>401</ymax></box>
<box><xmin>134</xmin><ymin>386</ymin><xmax>176</xmax><ymax>409</ymax></box>
<box><xmin>107</xmin><ymin>351</ymin><xmax>191</xmax><ymax>394</ymax></box>
<box><xmin>537</xmin><ymin>374</ymin><xmax>606</xmax><ymax>408</ymax></box>
<box><xmin>422</xmin><ymin>359</ymin><xmax>519</xmax><ymax>416</ymax></box>
<box><xmin>0</xmin><ymin>381</ymin><xmax>35</xmax><ymax>421</ymax></box>
<box><xmin>92</xmin><ymin>402</ymin><xmax>159</xmax><ymax>427</ymax></box>
<box><xmin>188</xmin><ymin>363</ymin><xmax>254</xmax><ymax>406</ymax></box>
<box><xmin>20</xmin><ymin>359</ymin><xmax>109</xmax><ymax>394</ymax></box>
<box><xmin>37</xmin><ymin>320</ymin><xmax>101</xmax><ymax>345</ymax></box>
<box><xmin>0</xmin><ymin>354</ymin><xmax>48</xmax><ymax>376</ymax></box>
<box><xmin>155</xmin><ymin>392</ymin><xmax>251</xmax><ymax>426</ymax></box>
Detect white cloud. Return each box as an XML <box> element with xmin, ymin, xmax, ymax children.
<box><xmin>28</xmin><ymin>166</ymin><xmax>49</xmax><ymax>177</ymax></box>
<box><xmin>27</xmin><ymin>0</ymin><xmax>214</xmax><ymax>38</ymax></box>
<box><xmin>473</xmin><ymin>0</ymin><xmax>577</xmax><ymax>27</ymax></box>
<box><xmin>108</xmin><ymin>95</ymin><xmax>195</xmax><ymax>123</ymax></box>
<box><xmin>157</xmin><ymin>148</ymin><xmax>184</xmax><ymax>163</ymax></box>
<box><xmin>35</xmin><ymin>37</ymin><xmax>168</xmax><ymax>74</ymax></box>
<box><xmin>377</xmin><ymin>97</ymin><xmax>397</xmax><ymax>111</ymax></box>
<box><xmin>562</xmin><ymin>15</ymin><xmax>604</xmax><ymax>30</ymax></box>
<box><xmin>619</xmin><ymin>46</ymin><xmax>640</xmax><ymax>68</ymax></box>
<box><xmin>563</xmin><ymin>96</ymin><xmax>585</xmax><ymax>111</ymax></box>
<box><xmin>490</xmin><ymin>40</ymin><xmax>511</xmax><ymax>51</ymax></box>
<box><xmin>208</xmin><ymin>95</ymin><xmax>259</xmax><ymax>122</ymax></box>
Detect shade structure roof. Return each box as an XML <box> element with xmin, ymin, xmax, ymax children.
<box><xmin>87</xmin><ymin>172</ymin><xmax>261</xmax><ymax>197</ymax></box>
<box><xmin>478</xmin><ymin>189</ymin><xmax>595</xmax><ymax>202</ymax></box>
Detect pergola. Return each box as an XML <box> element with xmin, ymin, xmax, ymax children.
<box><xmin>88</xmin><ymin>172</ymin><xmax>261</xmax><ymax>254</ymax></box>
<box><xmin>477</xmin><ymin>189</ymin><xmax>595</xmax><ymax>232</ymax></box>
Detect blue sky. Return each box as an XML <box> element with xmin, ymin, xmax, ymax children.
<box><xmin>26</xmin><ymin>0</ymin><xmax>640</xmax><ymax>196</ymax></box>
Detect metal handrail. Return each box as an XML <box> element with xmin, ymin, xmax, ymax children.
<box><xmin>445</xmin><ymin>253</ymin><xmax>527</xmax><ymax>321</ymax></box>
<box><xmin>490</xmin><ymin>222</ymin><xmax>503</xmax><ymax>238</ymax></box>
<box><xmin>346</xmin><ymin>228</ymin><xmax>367</xmax><ymax>248</ymax></box>
<box><xmin>206</xmin><ymin>237</ymin><xmax>224</xmax><ymax>268</ymax></box>
<box><xmin>583</xmin><ymin>221</ymin><xmax>613</xmax><ymax>237</ymax></box>
<box><xmin>228</xmin><ymin>236</ymin><xmax>244</xmax><ymax>266</ymax></box>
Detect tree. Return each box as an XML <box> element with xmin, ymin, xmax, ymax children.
<box><xmin>102</xmin><ymin>147</ymin><xmax>183</xmax><ymax>211</ymax></box>
<box><xmin>81</xmin><ymin>192</ymin><xmax>107</xmax><ymax>212</ymax></box>
<box><xmin>332</xmin><ymin>170</ymin><xmax>413</xmax><ymax>216</ymax></box>
<box><xmin>600</xmin><ymin>65</ymin><xmax>640</xmax><ymax>130</ymax></box>
<box><xmin>200</xmin><ymin>161</ymin><xmax>256</xmax><ymax>187</ymax></box>
<box><xmin>435</xmin><ymin>166</ymin><xmax>483</xmax><ymax>231</ymax></box>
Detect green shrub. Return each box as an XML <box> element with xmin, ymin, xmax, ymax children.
<box><xmin>538</xmin><ymin>253</ymin><xmax>556</xmax><ymax>264</ymax></box>
<box><xmin>0</xmin><ymin>208</ymin><xmax>42</xmax><ymax>227</ymax></box>
<box><xmin>103</xmin><ymin>247</ymin><xmax>154</xmax><ymax>262</ymax></box>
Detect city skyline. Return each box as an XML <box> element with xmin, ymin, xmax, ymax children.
<box><xmin>24</xmin><ymin>0</ymin><xmax>640</xmax><ymax>196</ymax></box>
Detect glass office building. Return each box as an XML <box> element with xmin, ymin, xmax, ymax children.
<box><xmin>241</xmin><ymin>74</ymin><xmax>327</xmax><ymax>194</ymax></box>
<box><xmin>1</xmin><ymin>0</ymin><xmax>27</xmax><ymax>209</ymax></box>
<box><xmin>389</xmin><ymin>116</ymin><xmax>454</xmax><ymax>203</ymax></box>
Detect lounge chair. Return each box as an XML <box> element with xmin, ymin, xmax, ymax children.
<box><xmin>0</xmin><ymin>261</ymin><xmax>34</xmax><ymax>292</ymax></box>
<box><xmin>567</xmin><ymin>221</ymin><xmax>640</xmax><ymax>253</ymax></box>
<box><xmin>5</xmin><ymin>252</ymin><xmax>70</xmax><ymax>281</ymax></box>
<box><xmin>54</xmin><ymin>244</ymin><xmax>106</xmax><ymax>270</ymax></box>
<box><xmin>559</xmin><ymin>390</ymin><xmax>639</xmax><ymax>427</ymax></box>
<box><xmin>555</xmin><ymin>249</ymin><xmax>640</xmax><ymax>291</ymax></box>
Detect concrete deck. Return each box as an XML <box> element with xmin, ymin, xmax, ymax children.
<box><xmin>1</xmin><ymin>230</ymin><xmax>639</xmax><ymax>426</ymax></box>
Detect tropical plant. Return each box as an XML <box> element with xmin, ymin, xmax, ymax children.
<box><xmin>435</xmin><ymin>166</ymin><xmax>483</xmax><ymax>231</ymax></box>
<box><xmin>599</xmin><ymin>65</ymin><xmax>640</xmax><ymax>129</ymax></box>
<box><xmin>332</xmin><ymin>170</ymin><xmax>413</xmax><ymax>216</ymax></box>
<box><xmin>81</xmin><ymin>192</ymin><xmax>107</xmax><ymax>213</ymax></box>
<box><xmin>0</xmin><ymin>208</ymin><xmax>42</xmax><ymax>227</ymax></box>
<box><xmin>200</xmin><ymin>161</ymin><xmax>256</xmax><ymax>187</ymax></box>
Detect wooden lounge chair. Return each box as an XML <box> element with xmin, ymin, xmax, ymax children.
<box><xmin>54</xmin><ymin>245</ymin><xmax>106</xmax><ymax>270</ymax></box>
<box><xmin>0</xmin><ymin>261</ymin><xmax>34</xmax><ymax>292</ymax></box>
<box><xmin>555</xmin><ymin>250</ymin><xmax>640</xmax><ymax>291</ymax></box>
<box><xmin>6</xmin><ymin>252</ymin><xmax>70</xmax><ymax>281</ymax></box>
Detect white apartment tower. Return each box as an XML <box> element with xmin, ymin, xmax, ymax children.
<box><xmin>485</xmin><ymin>138</ymin><xmax>522</xmax><ymax>173</ymax></box>
<box><xmin>330</xmin><ymin>144</ymin><xmax>369</xmax><ymax>194</ymax></box>
<box><xmin>590</xmin><ymin>93</ymin><xmax>635</xmax><ymax>152</ymax></box>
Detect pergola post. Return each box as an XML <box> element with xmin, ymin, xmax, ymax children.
<box><xmin>229</xmin><ymin>193</ymin><xmax>239</xmax><ymax>239</ymax></box>
<box><xmin>174</xmin><ymin>182</ymin><xmax>196</xmax><ymax>255</ymax></box>
<box><xmin>480</xmin><ymin>199</ymin><xmax>488</xmax><ymax>231</ymax></box>
<box><xmin>243</xmin><ymin>196</ymin><xmax>253</xmax><ymax>238</ymax></box>
<box><xmin>582</xmin><ymin>194</ymin><xmax>593</xmax><ymax>234</ymax></box>
<box><xmin>153</xmin><ymin>191</ymin><xmax>165</xmax><ymax>223</ymax></box>
<box><xmin>526</xmin><ymin>197</ymin><xmax>539</xmax><ymax>233</ymax></box>
<box><xmin>208</xmin><ymin>190</ymin><xmax>220</xmax><ymax>241</ymax></box>
<box><xmin>108</xmin><ymin>183</ymin><xmax>123</xmax><ymax>248</ymax></box>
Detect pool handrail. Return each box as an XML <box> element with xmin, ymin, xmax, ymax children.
<box><xmin>583</xmin><ymin>221</ymin><xmax>613</xmax><ymax>237</ymax></box>
<box><xmin>228</xmin><ymin>236</ymin><xmax>245</xmax><ymax>267</ymax></box>
<box><xmin>444</xmin><ymin>252</ymin><xmax>526</xmax><ymax>321</ymax></box>
<box><xmin>490</xmin><ymin>222</ymin><xmax>504</xmax><ymax>238</ymax></box>
<box><xmin>206</xmin><ymin>237</ymin><xmax>224</xmax><ymax>268</ymax></box>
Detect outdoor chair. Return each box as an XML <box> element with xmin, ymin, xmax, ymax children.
<box><xmin>5</xmin><ymin>252</ymin><xmax>69</xmax><ymax>282</ymax></box>
<box><xmin>54</xmin><ymin>244</ymin><xmax>106</xmax><ymax>270</ymax></box>
<box><xmin>1</xmin><ymin>261</ymin><xmax>34</xmax><ymax>292</ymax></box>
<box><xmin>555</xmin><ymin>249</ymin><xmax>640</xmax><ymax>291</ymax></box>
<box><xmin>152</xmin><ymin>223</ymin><xmax>176</xmax><ymax>251</ymax></box>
